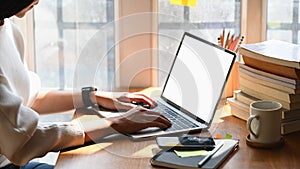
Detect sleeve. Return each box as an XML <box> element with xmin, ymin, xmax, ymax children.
<box><xmin>0</xmin><ymin>75</ymin><xmax>85</xmax><ymax>166</ymax></box>
<box><xmin>27</xmin><ymin>71</ymin><xmax>41</xmax><ymax>107</ymax></box>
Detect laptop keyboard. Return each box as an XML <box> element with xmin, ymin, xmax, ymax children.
<box><xmin>154</xmin><ymin>102</ymin><xmax>204</xmax><ymax>132</ymax></box>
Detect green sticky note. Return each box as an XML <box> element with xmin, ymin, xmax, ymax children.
<box><xmin>225</xmin><ymin>134</ymin><xmax>232</xmax><ymax>139</ymax></box>
<box><xmin>174</xmin><ymin>150</ymin><xmax>209</xmax><ymax>158</ymax></box>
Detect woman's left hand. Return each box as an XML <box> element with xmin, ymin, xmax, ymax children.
<box><xmin>117</xmin><ymin>93</ymin><xmax>157</xmax><ymax>108</ymax></box>
<box><xmin>96</xmin><ymin>93</ymin><xmax>157</xmax><ymax>111</ymax></box>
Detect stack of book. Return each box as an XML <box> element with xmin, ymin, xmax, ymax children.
<box><xmin>227</xmin><ymin>40</ymin><xmax>300</xmax><ymax>135</ymax></box>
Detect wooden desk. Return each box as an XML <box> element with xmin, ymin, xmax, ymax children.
<box><xmin>54</xmin><ymin>104</ymin><xmax>300</xmax><ymax>169</ymax></box>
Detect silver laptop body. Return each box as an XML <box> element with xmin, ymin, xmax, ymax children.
<box><xmin>129</xmin><ymin>32</ymin><xmax>236</xmax><ymax>139</ymax></box>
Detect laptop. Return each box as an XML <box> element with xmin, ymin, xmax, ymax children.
<box><xmin>129</xmin><ymin>32</ymin><xmax>236</xmax><ymax>139</ymax></box>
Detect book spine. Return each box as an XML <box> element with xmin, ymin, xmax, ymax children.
<box><xmin>227</xmin><ymin>97</ymin><xmax>249</xmax><ymax>121</ymax></box>
<box><xmin>282</xmin><ymin>109</ymin><xmax>300</xmax><ymax>122</ymax></box>
<box><xmin>233</xmin><ymin>90</ymin><xmax>258</xmax><ymax>105</ymax></box>
<box><xmin>239</xmin><ymin>47</ymin><xmax>300</xmax><ymax>69</ymax></box>
<box><xmin>239</xmin><ymin>63</ymin><xmax>300</xmax><ymax>85</ymax></box>
<box><xmin>241</xmin><ymin>55</ymin><xmax>300</xmax><ymax>79</ymax></box>
<box><xmin>239</xmin><ymin>77</ymin><xmax>300</xmax><ymax>103</ymax></box>
<box><xmin>281</xmin><ymin>119</ymin><xmax>300</xmax><ymax>134</ymax></box>
<box><xmin>239</xmin><ymin>85</ymin><xmax>292</xmax><ymax>110</ymax></box>
<box><xmin>239</xmin><ymin>67</ymin><xmax>298</xmax><ymax>92</ymax></box>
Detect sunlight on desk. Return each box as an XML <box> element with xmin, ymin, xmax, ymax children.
<box><xmin>212</xmin><ymin>103</ymin><xmax>232</xmax><ymax>123</ymax></box>
<box><xmin>61</xmin><ymin>143</ymin><xmax>113</xmax><ymax>155</ymax></box>
<box><xmin>130</xmin><ymin>144</ymin><xmax>158</xmax><ymax>158</ymax></box>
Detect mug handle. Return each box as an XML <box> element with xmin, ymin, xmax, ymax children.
<box><xmin>247</xmin><ymin>114</ymin><xmax>259</xmax><ymax>138</ymax></box>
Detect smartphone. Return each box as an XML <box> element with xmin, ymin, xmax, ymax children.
<box><xmin>156</xmin><ymin>135</ymin><xmax>216</xmax><ymax>150</ymax></box>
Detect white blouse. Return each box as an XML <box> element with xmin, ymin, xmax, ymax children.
<box><xmin>0</xmin><ymin>19</ymin><xmax>85</xmax><ymax>167</ymax></box>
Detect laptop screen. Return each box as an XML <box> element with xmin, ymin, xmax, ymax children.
<box><xmin>161</xmin><ymin>33</ymin><xmax>235</xmax><ymax>124</ymax></box>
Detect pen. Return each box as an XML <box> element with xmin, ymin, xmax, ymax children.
<box><xmin>226</xmin><ymin>34</ymin><xmax>234</xmax><ymax>49</ymax></box>
<box><xmin>220</xmin><ymin>29</ymin><xmax>224</xmax><ymax>47</ymax></box>
<box><xmin>224</xmin><ymin>31</ymin><xmax>230</xmax><ymax>49</ymax></box>
<box><xmin>233</xmin><ymin>36</ymin><xmax>244</xmax><ymax>53</ymax></box>
<box><xmin>229</xmin><ymin>34</ymin><xmax>240</xmax><ymax>51</ymax></box>
<box><xmin>198</xmin><ymin>142</ymin><xmax>224</xmax><ymax>167</ymax></box>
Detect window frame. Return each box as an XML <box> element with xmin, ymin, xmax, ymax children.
<box><xmin>15</xmin><ymin>0</ymin><xmax>267</xmax><ymax>89</ymax></box>
<box><xmin>241</xmin><ymin>0</ymin><xmax>267</xmax><ymax>44</ymax></box>
<box><xmin>266</xmin><ymin>0</ymin><xmax>299</xmax><ymax>43</ymax></box>
<box><xmin>159</xmin><ymin>2</ymin><xmax>241</xmax><ymax>35</ymax></box>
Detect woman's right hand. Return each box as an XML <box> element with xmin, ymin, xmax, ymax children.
<box><xmin>107</xmin><ymin>106</ymin><xmax>172</xmax><ymax>134</ymax></box>
<box><xmin>82</xmin><ymin>106</ymin><xmax>171</xmax><ymax>142</ymax></box>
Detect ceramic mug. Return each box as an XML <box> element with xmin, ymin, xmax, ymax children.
<box><xmin>247</xmin><ymin>100</ymin><xmax>282</xmax><ymax>144</ymax></box>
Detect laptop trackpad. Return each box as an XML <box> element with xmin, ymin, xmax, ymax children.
<box><xmin>134</xmin><ymin>127</ymin><xmax>161</xmax><ymax>134</ymax></box>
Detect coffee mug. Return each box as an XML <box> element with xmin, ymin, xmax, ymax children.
<box><xmin>247</xmin><ymin>100</ymin><xmax>282</xmax><ymax>144</ymax></box>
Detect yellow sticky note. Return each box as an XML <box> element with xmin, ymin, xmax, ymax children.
<box><xmin>170</xmin><ymin>0</ymin><xmax>197</xmax><ymax>7</ymax></box>
<box><xmin>174</xmin><ymin>150</ymin><xmax>208</xmax><ymax>158</ymax></box>
<box><xmin>166</xmin><ymin>143</ymin><xmax>183</xmax><ymax>147</ymax></box>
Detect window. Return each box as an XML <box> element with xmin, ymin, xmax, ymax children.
<box><xmin>22</xmin><ymin>0</ymin><xmax>300</xmax><ymax>89</ymax></box>
<box><xmin>34</xmin><ymin>0</ymin><xmax>115</xmax><ymax>90</ymax></box>
<box><xmin>267</xmin><ymin>0</ymin><xmax>300</xmax><ymax>43</ymax></box>
<box><xmin>158</xmin><ymin>0</ymin><xmax>241</xmax><ymax>86</ymax></box>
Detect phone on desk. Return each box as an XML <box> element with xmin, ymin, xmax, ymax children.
<box><xmin>156</xmin><ymin>135</ymin><xmax>216</xmax><ymax>150</ymax></box>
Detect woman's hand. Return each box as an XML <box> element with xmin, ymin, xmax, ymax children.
<box><xmin>82</xmin><ymin>106</ymin><xmax>172</xmax><ymax>142</ymax></box>
<box><xmin>117</xmin><ymin>93</ymin><xmax>157</xmax><ymax>108</ymax></box>
<box><xmin>107</xmin><ymin>106</ymin><xmax>172</xmax><ymax>134</ymax></box>
<box><xmin>95</xmin><ymin>92</ymin><xmax>157</xmax><ymax>111</ymax></box>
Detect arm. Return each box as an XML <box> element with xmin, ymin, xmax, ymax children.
<box><xmin>30</xmin><ymin>90</ymin><xmax>80</xmax><ymax>114</ymax></box>
<box><xmin>0</xmin><ymin>82</ymin><xmax>85</xmax><ymax>165</ymax></box>
<box><xmin>31</xmin><ymin>89</ymin><xmax>157</xmax><ymax>114</ymax></box>
<box><xmin>30</xmin><ymin>90</ymin><xmax>128</xmax><ymax>114</ymax></box>
<box><xmin>79</xmin><ymin>106</ymin><xmax>172</xmax><ymax>142</ymax></box>
<box><xmin>0</xmin><ymin>81</ymin><xmax>171</xmax><ymax>165</ymax></box>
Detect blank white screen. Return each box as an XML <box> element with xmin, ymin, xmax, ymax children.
<box><xmin>162</xmin><ymin>34</ymin><xmax>235</xmax><ymax>123</ymax></box>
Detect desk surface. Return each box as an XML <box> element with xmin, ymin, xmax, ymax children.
<box><xmin>54</xmin><ymin>104</ymin><xmax>300</xmax><ymax>169</ymax></box>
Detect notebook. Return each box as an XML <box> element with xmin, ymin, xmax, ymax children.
<box><xmin>128</xmin><ymin>32</ymin><xmax>236</xmax><ymax>139</ymax></box>
<box><xmin>150</xmin><ymin>139</ymin><xmax>239</xmax><ymax>169</ymax></box>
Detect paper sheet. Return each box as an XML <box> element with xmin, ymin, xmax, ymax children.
<box><xmin>174</xmin><ymin>150</ymin><xmax>208</xmax><ymax>158</ymax></box>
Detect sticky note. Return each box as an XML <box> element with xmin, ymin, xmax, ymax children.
<box><xmin>215</xmin><ymin>134</ymin><xmax>223</xmax><ymax>139</ymax></box>
<box><xmin>225</xmin><ymin>134</ymin><xmax>232</xmax><ymax>139</ymax></box>
<box><xmin>170</xmin><ymin>0</ymin><xmax>197</xmax><ymax>7</ymax></box>
<box><xmin>215</xmin><ymin>133</ymin><xmax>232</xmax><ymax>139</ymax></box>
<box><xmin>174</xmin><ymin>150</ymin><xmax>208</xmax><ymax>158</ymax></box>
<box><xmin>166</xmin><ymin>143</ymin><xmax>182</xmax><ymax>147</ymax></box>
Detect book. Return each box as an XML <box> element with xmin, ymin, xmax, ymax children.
<box><xmin>239</xmin><ymin>63</ymin><xmax>300</xmax><ymax>86</ymax></box>
<box><xmin>239</xmin><ymin>65</ymin><xmax>300</xmax><ymax>94</ymax></box>
<box><xmin>282</xmin><ymin>109</ymin><xmax>300</xmax><ymax>123</ymax></box>
<box><xmin>241</xmin><ymin>56</ymin><xmax>300</xmax><ymax>80</ymax></box>
<box><xmin>227</xmin><ymin>97</ymin><xmax>249</xmax><ymax>120</ymax></box>
<box><xmin>239</xmin><ymin>40</ymin><xmax>300</xmax><ymax>69</ymax></box>
<box><xmin>233</xmin><ymin>90</ymin><xmax>300</xmax><ymax>122</ymax></box>
<box><xmin>233</xmin><ymin>90</ymin><xmax>258</xmax><ymax>105</ymax></box>
<box><xmin>281</xmin><ymin>119</ymin><xmax>300</xmax><ymax>134</ymax></box>
<box><xmin>228</xmin><ymin>95</ymin><xmax>300</xmax><ymax>134</ymax></box>
<box><xmin>239</xmin><ymin>71</ymin><xmax>299</xmax><ymax>94</ymax></box>
<box><xmin>230</xmin><ymin>104</ymin><xmax>249</xmax><ymax>121</ymax></box>
<box><xmin>240</xmin><ymin>84</ymin><xmax>300</xmax><ymax>110</ymax></box>
<box><xmin>150</xmin><ymin>139</ymin><xmax>239</xmax><ymax>169</ymax></box>
<box><xmin>239</xmin><ymin>77</ymin><xmax>300</xmax><ymax>103</ymax></box>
